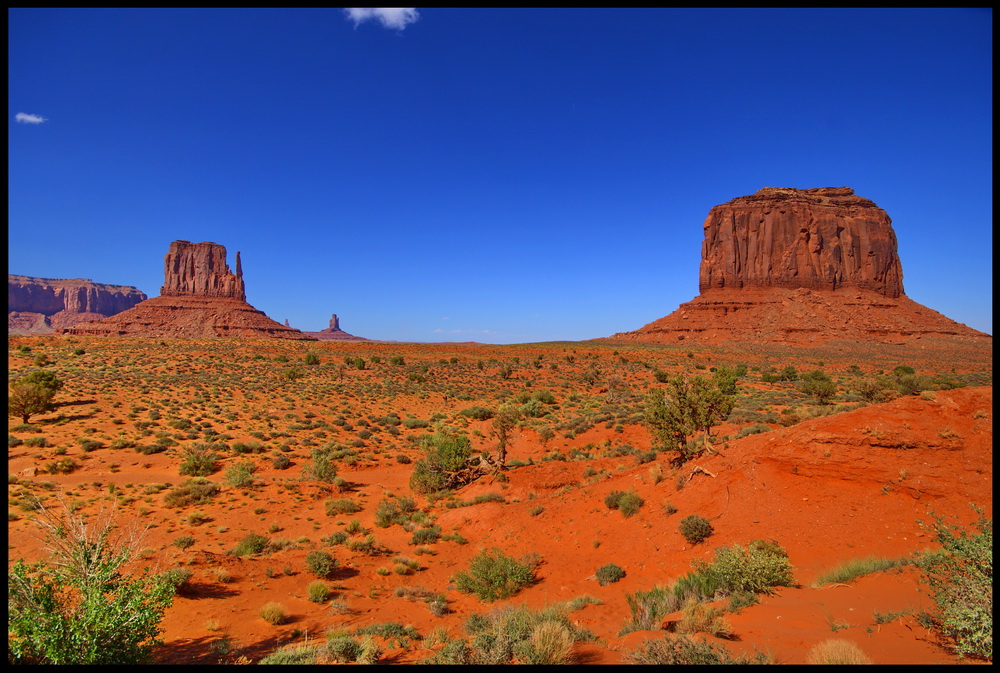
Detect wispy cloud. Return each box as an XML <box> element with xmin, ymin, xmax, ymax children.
<box><xmin>15</xmin><ymin>112</ymin><xmax>46</xmax><ymax>124</ymax></box>
<box><xmin>344</xmin><ymin>8</ymin><xmax>419</xmax><ymax>31</ymax></box>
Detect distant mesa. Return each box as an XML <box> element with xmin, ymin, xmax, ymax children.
<box><xmin>611</xmin><ymin>187</ymin><xmax>991</xmax><ymax>346</ymax></box>
<box><xmin>297</xmin><ymin>313</ymin><xmax>370</xmax><ymax>342</ymax></box>
<box><xmin>8</xmin><ymin>275</ymin><xmax>147</xmax><ymax>335</ymax></box>
<box><xmin>61</xmin><ymin>241</ymin><xmax>314</xmax><ymax>340</ymax></box>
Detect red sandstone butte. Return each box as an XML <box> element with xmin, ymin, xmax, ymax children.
<box><xmin>61</xmin><ymin>241</ymin><xmax>314</xmax><ymax>340</ymax></box>
<box><xmin>611</xmin><ymin>187</ymin><xmax>990</xmax><ymax>346</ymax></box>
<box><xmin>8</xmin><ymin>275</ymin><xmax>148</xmax><ymax>334</ymax></box>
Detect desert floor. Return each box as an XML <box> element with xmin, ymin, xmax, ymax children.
<box><xmin>7</xmin><ymin>334</ymin><xmax>992</xmax><ymax>664</ymax></box>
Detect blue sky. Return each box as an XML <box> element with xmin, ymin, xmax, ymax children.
<box><xmin>9</xmin><ymin>8</ymin><xmax>992</xmax><ymax>342</ymax></box>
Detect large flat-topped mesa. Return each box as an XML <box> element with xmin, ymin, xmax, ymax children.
<box><xmin>61</xmin><ymin>240</ymin><xmax>313</xmax><ymax>340</ymax></box>
<box><xmin>8</xmin><ymin>275</ymin><xmax>148</xmax><ymax>334</ymax></box>
<box><xmin>699</xmin><ymin>187</ymin><xmax>904</xmax><ymax>297</ymax></box>
<box><xmin>610</xmin><ymin>187</ymin><xmax>990</xmax><ymax>346</ymax></box>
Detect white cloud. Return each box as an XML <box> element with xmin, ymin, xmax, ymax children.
<box><xmin>344</xmin><ymin>8</ymin><xmax>419</xmax><ymax>30</ymax></box>
<box><xmin>15</xmin><ymin>112</ymin><xmax>46</xmax><ymax>124</ymax></box>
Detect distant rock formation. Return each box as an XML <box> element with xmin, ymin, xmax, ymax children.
<box><xmin>61</xmin><ymin>241</ymin><xmax>314</xmax><ymax>340</ymax></box>
<box><xmin>298</xmin><ymin>313</ymin><xmax>370</xmax><ymax>342</ymax></box>
<box><xmin>8</xmin><ymin>275</ymin><xmax>147</xmax><ymax>334</ymax></box>
<box><xmin>611</xmin><ymin>187</ymin><xmax>990</xmax><ymax>346</ymax></box>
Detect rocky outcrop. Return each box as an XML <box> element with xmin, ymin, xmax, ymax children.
<box><xmin>699</xmin><ymin>187</ymin><xmax>904</xmax><ymax>297</ymax></box>
<box><xmin>298</xmin><ymin>313</ymin><xmax>370</xmax><ymax>341</ymax></box>
<box><xmin>61</xmin><ymin>241</ymin><xmax>314</xmax><ymax>340</ymax></box>
<box><xmin>161</xmin><ymin>240</ymin><xmax>246</xmax><ymax>300</ymax></box>
<box><xmin>8</xmin><ymin>275</ymin><xmax>147</xmax><ymax>334</ymax></box>
<box><xmin>610</xmin><ymin>187</ymin><xmax>990</xmax><ymax>346</ymax></box>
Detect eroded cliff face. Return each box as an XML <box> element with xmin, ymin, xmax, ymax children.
<box><xmin>699</xmin><ymin>187</ymin><xmax>904</xmax><ymax>298</ymax></box>
<box><xmin>161</xmin><ymin>240</ymin><xmax>246</xmax><ymax>300</ymax></box>
<box><xmin>8</xmin><ymin>275</ymin><xmax>148</xmax><ymax>334</ymax></box>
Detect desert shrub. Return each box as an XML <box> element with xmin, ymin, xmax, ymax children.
<box><xmin>160</xmin><ymin>567</ymin><xmax>195</xmax><ymax>595</ymax></box>
<box><xmin>259</xmin><ymin>602</ymin><xmax>286</xmax><ymax>625</ymax></box>
<box><xmin>307</xmin><ymin>580</ymin><xmax>331</xmax><ymax>604</ymax></box>
<box><xmin>459</xmin><ymin>406</ymin><xmax>494</xmax><ymax>421</ymax></box>
<box><xmin>303</xmin><ymin>447</ymin><xmax>339</xmax><ymax>483</ymax></box>
<box><xmin>173</xmin><ymin>535</ymin><xmax>195</xmax><ymax>550</ymax></box>
<box><xmin>454</xmin><ymin>548</ymin><xmax>537</xmax><ymax>602</ymax></box>
<box><xmin>44</xmin><ymin>457</ymin><xmax>78</xmax><ymax>474</ymax></box>
<box><xmin>604</xmin><ymin>490</ymin><xmax>627</xmax><ymax>510</ymax></box>
<box><xmin>224</xmin><ymin>459</ymin><xmax>256</xmax><ymax>488</ymax></box>
<box><xmin>644</xmin><ymin>374</ymin><xmax>734</xmax><ymax>463</ymax></box>
<box><xmin>325</xmin><ymin>498</ymin><xmax>362</xmax><ymax>516</ymax></box>
<box><xmin>324</xmin><ymin>635</ymin><xmax>362</xmax><ymax>663</ymax></box>
<box><xmin>811</xmin><ymin>555</ymin><xmax>906</xmax><ymax>587</ymax></box>
<box><xmin>8</xmin><ymin>502</ymin><xmax>174</xmax><ymax>665</ymax></box>
<box><xmin>675</xmin><ymin>598</ymin><xmax>733</xmax><ymax>638</ymax></box>
<box><xmin>735</xmin><ymin>423</ymin><xmax>772</xmax><ymax>439</ymax></box>
<box><xmin>596</xmin><ymin>563</ymin><xmax>626</xmax><ymax>586</ymax></box>
<box><xmin>374</xmin><ymin>496</ymin><xmax>418</xmax><ymax>527</ymax></box>
<box><xmin>617</xmin><ymin>491</ymin><xmax>645</xmax><ymax>518</ymax></box>
<box><xmin>8</xmin><ymin>371</ymin><xmax>63</xmax><ymax>424</ymax></box>
<box><xmin>230</xmin><ymin>532</ymin><xmax>269</xmax><ymax>557</ymax></box>
<box><xmin>806</xmin><ymin>639</ymin><xmax>873</xmax><ymax>664</ymax></box>
<box><xmin>135</xmin><ymin>443</ymin><xmax>168</xmax><ymax>455</ymax></box>
<box><xmin>259</xmin><ymin>644</ymin><xmax>320</xmax><ymax>665</ymax></box>
<box><xmin>409</xmin><ymin>431</ymin><xmax>473</xmax><ymax>494</ymax></box>
<box><xmin>163</xmin><ymin>479</ymin><xmax>219</xmax><ymax>508</ymax></box>
<box><xmin>305</xmin><ymin>550</ymin><xmax>337</xmax><ymax>578</ymax></box>
<box><xmin>918</xmin><ymin>509</ymin><xmax>992</xmax><ymax>660</ymax></box>
<box><xmin>410</xmin><ymin>525</ymin><xmax>442</xmax><ymax>545</ymax></box>
<box><xmin>801</xmin><ymin>371</ymin><xmax>837</xmax><ymax>404</ymax></box>
<box><xmin>623</xmin><ymin>635</ymin><xmax>768</xmax><ymax>665</ymax></box>
<box><xmin>304</xmin><ymin>352</ymin><xmax>320</xmax><ymax>366</ymax></box>
<box><xmin>178</xmin><ymin>445</ymin><xmax>220</xmax><ymax>477</ymax></box>
<box><xmin>679</xmin><ymin>515</ymin><xmax>714</xmax><ymax>545</ymax></box>
<box><xmin>271</xmin><ymin>453</ymin><xmax>291</xmax><ymax>469</ymax></box>
<box><xmin>450</xmin><ymin>602</ymin><xmax>589</xmax><ymax>665</ymax></box>
<box><xmin>621</xmin><ymin>586</ymin><xmax>680</xmax><ymax>633</ymax></box>
<box><xmin>700</xmin><ymin>539</ymin><xmax>794</xmax><ymax>595</ymax></box>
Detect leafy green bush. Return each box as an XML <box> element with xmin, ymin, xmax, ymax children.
<box><xmin>918</xmin><ymin>509</ymin><xmax>992</xmax><ymax>660</ymax></box>
<box><xmin>678</xmin><ymin>515</ymin><xmax>714</xmax><ymax>545</ymax></box>
<box><xmin>697</xmin><ymin>539</ymin><xmax>794</xmax><ymax>595</ymax></box>
<box><xmin>596</xmin><ymin>563</ymin><xmax>626</xmax><ymax>586</ymax></box>
<box><xmin>454</xmin><ymin>548</ymin><xmax>537</xmax><ymax>602</ymax></box>
<box><xmin>8</xmin><ymin>503</ymin><xmax>174</xmax><ymax>664</ymax></box>
<box><xmin>305</xmin><ymin>550</ymin><xmax>337</xmax><ymax>578</ymax></box>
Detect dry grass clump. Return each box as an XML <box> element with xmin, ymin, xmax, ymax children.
<box><xmin>806</xmin><ymin>639</ymin><xmax>874</xmax><ymax>664</ymax></box>
<box><xmin>259</xmin><ymin>602</ymin><xmax>286</xmax><ymax>625</ymax></box>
